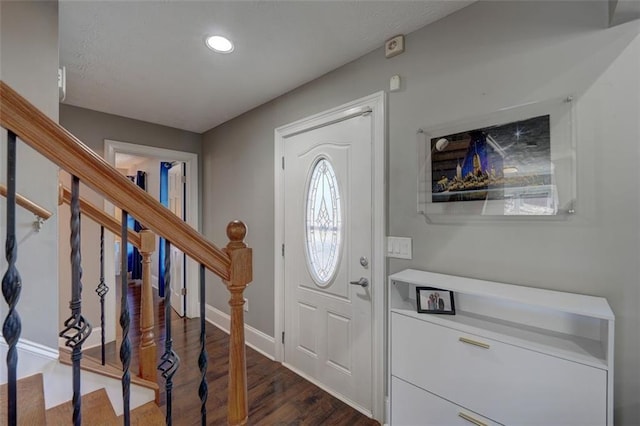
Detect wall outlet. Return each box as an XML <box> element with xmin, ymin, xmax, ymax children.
<box><xmin>244</xmin><ymin>298</ymin><xmax>248</xmax><ymax>312</ymax></box>
<box><xmin>58</xmin><ymin>66</ymin><xmax>66</xmax><ymax>102</ymax></box>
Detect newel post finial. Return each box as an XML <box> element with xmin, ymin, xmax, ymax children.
<box><xmin>226</xmin><ymin>220</ymin><xmax>247</xmax><ymax>250</ymax></box>
<box><xmin>224</xmin><ymin>219</ymin><xmax>252</xmax><ymax>426</ymax></box>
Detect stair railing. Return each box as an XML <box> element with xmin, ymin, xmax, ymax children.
<box><xmin>1</xmin><ymin>80</ymin><xmax>252</xmax><ymax>426</ymax></box>
<box><xmin>0</xmin><ymin>183</ymin><xmax>52</xmax><ymax>231</ymax></box>
<box><xmin>58</xmin><ymin>185</ymin><xmax>158</xmax><ymax>380</ymax></box>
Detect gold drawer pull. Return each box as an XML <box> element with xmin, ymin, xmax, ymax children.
<box><xmin>459</xmin><ymin>337</ymin><xmax>490</xmax><ymax>349</ymax></box>
<box><xmin>458</xmin><ymin>412</ymin><xmax>488</xmax><ymax>426</ymax></box>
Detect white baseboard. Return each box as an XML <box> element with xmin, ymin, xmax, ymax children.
<box><xmin>0</xmin><ymin>336</ymin><xmax>58</xmax><ymax>383</ymax></box>
<box><xmin>58</xmin><ymin>326</ymin><xmax>106</xmax><ymax>350</ymax></box>
<box><xmin>205</xmin><ymin>304</ymin><xmax>275</xmax><ymax>360</ymax></box>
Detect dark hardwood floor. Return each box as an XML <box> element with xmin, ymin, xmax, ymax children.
<box><xmin>86</xmin><ymin>281</ymin><xmax>379</xmax><ymax>425</ymax></box>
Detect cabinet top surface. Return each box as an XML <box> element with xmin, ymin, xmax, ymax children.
<box><xmin>389</xmin><ymin>269</ymin><xmax>614</xmax><ymax>320</ymax></box>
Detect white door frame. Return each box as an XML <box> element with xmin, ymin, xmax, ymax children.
<box><xmin>274</xmin><ymin>92</ymin><xmax>386</xmax><ymax>421</ymax></box>
<box><xmin>104</xmin><ymin>139</ymin><xmax>200</xmax><ymax>319</ymax></box>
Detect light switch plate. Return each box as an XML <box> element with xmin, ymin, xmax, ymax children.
<box><xmin>386</xmin><ymin>236</ymin><xmax>412</xmax><ymax>259</ymax></box>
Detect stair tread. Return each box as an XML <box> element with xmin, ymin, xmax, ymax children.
<box><xmin>45</xmin><ymin>388</ymin><xmax>119</xmax><ymax>426</ymax></box>
<box><xmin>124</xmin><ymin>401</ymin><xmax>166</xmax><ymax>425</ymax></box>
<box><xmin>0</xmin><ymin>373</ymin><xmax>46</xmax><ymax>426</ymax></box>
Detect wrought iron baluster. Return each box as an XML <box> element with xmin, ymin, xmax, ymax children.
<box><xmin>95</xmin><ymin>225</ymin><xmax>109</xmax><ymax>366</ymax></box>
<box><xmin>158</xmin><ymin>239</ymin><xmax>179</xmax><ymax>426</ymax></box>
<box><xmin>120</xmin><ymin>212</ymin><xmax>131</xmax><ymax>426</ymax></box>
<box><xmin>59</xmin><ymin>175</ymin><xmax>92</xmax><ymax>426</ymax></box>
<box><xmin>199</xmin><ymin>264</ymin><xmax>208</xmax><ymax>425</ymax></box>
<box><xmin>2</xmin><ymin>130</ymin><xmax>21</xmax><ymax>426</ymax></box>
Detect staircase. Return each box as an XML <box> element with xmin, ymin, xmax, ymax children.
<box><xmin>0</xmin><ymin>374</ymin><xmax>164</xmax><ymax>425</ymax></box>
<box><xmin>1</xmin><ymin>80</ymin><xmax>254</xmax><ymax>425</ymax></box>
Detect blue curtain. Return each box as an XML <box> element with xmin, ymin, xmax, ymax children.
<box><xmin>158</xmin><ymin>162</ymin><xmax>171</xmax><ymax>297</ymax></box>
<box><xmin>127</xmin><ymin>171</ymin><xmax>146</xmax><ymax>280</ymax></box>
<box><xmin>126</xmin><ymin>176</ymin><xmax>135</xmax><ymax>270</ymax></box>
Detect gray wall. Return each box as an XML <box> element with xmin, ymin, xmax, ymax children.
<box><xmin>202</xmin><ymin>1</ymin><xmax>639</xmax><ymax>423</ymax></box>
<box><xmin>59</xmin><ymin>105</ymin><xmax>201</xmax><ymax>335</ymax></box>
<box><xmin>60</xmin><ymin>104</ymin><xmax>202</xmax><ymax>156</ymax></box>
<box><xmin>0</xmin><ymin>1</ymin><xmax>60</xmax><ymax>348</ymax></box>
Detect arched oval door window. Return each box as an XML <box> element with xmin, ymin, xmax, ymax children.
<box><xmin>305</xmin><ymin>157</ymin><xmax>342</xmax><ymax>286</ymax></box>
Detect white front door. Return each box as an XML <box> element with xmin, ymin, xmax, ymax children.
<box><xmin>168</xmin><ymin>162</ymin><xmax>185</xmax><ymax>316</ymax></box>
<box><xmin>283</xmin><ymin>114</ymin><xmax>373</xmax><ymax>414</ymax></box>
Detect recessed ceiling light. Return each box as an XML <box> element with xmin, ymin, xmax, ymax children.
<box><xmin>205</xmin><ymin>35</ymin><xmax>234</xmax><ymax>54</ymax></box>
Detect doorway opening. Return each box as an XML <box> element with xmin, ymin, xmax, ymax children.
<box><xmin>104</xmin><ymin>140</ymin><xmax>199</xmax><ymax>336</ymax></box>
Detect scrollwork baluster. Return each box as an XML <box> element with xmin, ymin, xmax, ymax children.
<box><xmin>120</xmin><ymin>211</ymin><xmax>132</xmax><ymax>425</ymax></box>
<box><xmin>59</xmin><ymin>175</ymin><xmax>92</xmax><ymax>426</ymax></box>
<box><xmin>2</xmin><ymin>130</ymin><xmax>21</xmax><ymax>426</ymax></box>
<box><xmin>158</xmin><ymin>239</ymin><xmax>179</xmax><ymax>425</ymax></box>
<box><xmin>95</xmin><ymin>225</ymin><xmax>109</xmax><ymax>366</ymax></box>
<box><xmin>199</xmin><ymin>264</ymin><xmax>208</xmax><ymax>425</ymax></box>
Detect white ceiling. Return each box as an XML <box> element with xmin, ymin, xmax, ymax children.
<box><xmin>60</xmin><ymin>1</ymin><xmax>473</xmax><ymax>133</ymax></box>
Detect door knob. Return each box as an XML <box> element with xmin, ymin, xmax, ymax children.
<box><xmin>349</xmin><ymin>277</ymin><xmax>369</xmax><ymax>288</ymax></box>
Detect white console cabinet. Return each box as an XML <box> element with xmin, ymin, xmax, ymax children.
<box><xmin>388</xmin><ymin>269</ymin><xmax>614</xmax><ymax>426</ymax></box>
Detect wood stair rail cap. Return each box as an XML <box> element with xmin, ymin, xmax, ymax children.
<box><xmin>0</xmin><ymin>80</ymin><xmax>231</xmax><ymax>280</ymax></box>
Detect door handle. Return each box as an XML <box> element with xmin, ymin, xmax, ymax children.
<box><xmin>349</xmin><ymin>277</ymin><xmax>369</xmax><ymax>288</ymax></box>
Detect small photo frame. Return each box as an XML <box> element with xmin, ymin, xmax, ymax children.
<box><xmin>416</xmin><ymin>287</ymin><xmax>456</xmax><ymax>315</ymax></box>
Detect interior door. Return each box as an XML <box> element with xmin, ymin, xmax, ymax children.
<box><xmin>168</xmin><ymin>162</ymin><xmax>186</xmax><ymax>316</ymax></box>
<box><xmin>283</xmin><ymin>114</ymin><xmax>373</xmax><ymax>415</ymax></box>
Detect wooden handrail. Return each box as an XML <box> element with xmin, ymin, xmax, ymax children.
<box><xmin>0</xmin><ymin>183</ymin><xmax>52</xmax><ymax>220</ymax></box>
<box><xmin>58</xmin><ymin>184</ymin><xmax>141</xmax><ymax>249</ymax></box>
<box><xmin>1</xmin><ymin>81</ymin><xmax>231</xmax><ymax>280</ymax></box>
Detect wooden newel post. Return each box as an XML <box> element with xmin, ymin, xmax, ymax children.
<box><xmin>223</xmin><ymin>220</ymin><xmax>252</xmax><ymax>426</ymax></box>
<box><xmin>138</xmin><ymin>229</ymin><xmax>157</xmax><ymax>384</ymax></box>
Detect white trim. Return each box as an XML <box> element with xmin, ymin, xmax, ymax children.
<box><xmin>0</xmin><ymin>336</ymin><xmax>58</xmax><ymax>384</ymax></box>
<box><xmin>205</xmin><ymin>304</ymin><xmax>276</xmax><ymax>360</ymax></box>
<box><xmin>104</xmin><ymin>140</ymin><xmax>200</xmax><ymax>320</ymax></box>
<box><xmin>57</xmin><ymin>326</ymin><xmax>106</xmax><ymax>350</ymax></box>
<box><xmin>151</xmin><ymin>274</ymin><xmax>159</xmax><ymax>290</ymax></box>
<box><xmin>0</xmin><ymin>336</ymin><xmax>59</xmax><ymax>360</ymax></box>
<box><xmin>273</xmin><ymin>92</ymin><xmax>386</xmax><ymax>422</ymax></box>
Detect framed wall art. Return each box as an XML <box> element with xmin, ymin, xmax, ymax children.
<box><xmin>418</xmin><ymin>97</ymin><xmax>575</xmax><ymax>222</ymax></box>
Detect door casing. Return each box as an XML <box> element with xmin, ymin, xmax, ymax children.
<box><xmin>274</xmin><ymin>92</ymin><xmax>386</xmax><ymax>421</ymax></box>
<box><xmin>104</xmin><ymin>140</ymin><xmax>200</xmax><ymax>323</ymax></box>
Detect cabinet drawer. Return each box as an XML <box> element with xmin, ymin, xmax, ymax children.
<box><xmin>391</xmin><ymin>312</ymin><xmax>607</xmax><ymax>425</ymax></box>
<box><xmin>391</xmin><ymin>376</ymin><xmax>502</xmax><ymax>426</ymax></box>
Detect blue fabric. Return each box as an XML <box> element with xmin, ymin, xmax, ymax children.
<box><xmin>126</xmin><ymin>172</ymin><xmax>146</xmax><ymax>280</ymax></box>
<box><xmin>126</xmin><ymin>176</ymin><xmax>136</xmax><ymax>272</ymax></box>
<box><xmin>158</xmin><ymin>162</ymin><xmax>171</xmax><ymax>297</ymax></box>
